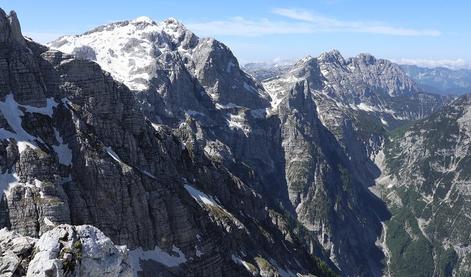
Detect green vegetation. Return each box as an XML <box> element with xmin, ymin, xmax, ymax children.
<box><xmin>309</xmin><ymin>256</ymin><xmax>339</xmax><ymax>277</ymax></box>
<box><xmin>386</xmin><ymin>210</ymin><xmax>434</xmax><ymax>277</ymax></box>
<box><xmin>435</xmin><ymin>246</ymin><xmax>458</xmax><ymax>277</ymax></box>
<box><xmin>254</xmin><ymin>256</ymin><xmax>274</xmax><ymax>272</ymax></box>
<box><xmin>352</xmin><ymin>110</ymin><xmax>387</xmax><ymax>140</ymax></box>
<box><xmin>60</xmin><ymin>239</ymin><xmax>83</xmax><ymax>273</ymax></box>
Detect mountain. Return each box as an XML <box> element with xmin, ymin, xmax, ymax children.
<box><xmin>0</xmin><ymin>9</ymin><xmax>336</xmax><ymax>277</ymax></box>
<box><xmin>264</xmin><ymin>51</ymin><xmax>444</xmax><ymax>141</ymax></box>
<box><xmin>262</xmin><ymin>51</ymin><xmax>446</xmax><ymax>276</ymax></box>
<box><xmin>401</xmin><ymin>64</ymin><xmax>471</xmax><ymax>96</ymax></box>
<box><xmin>377</xmin><ymin>94</ymin><xmax>471</xmax><ymax>276</ymax></box>
<box><xmin>48</xmin><ymin>17</ymin><xmax>449</xmax><ymax>277</ymax></box>
<box><xmin>243</xmin><ymin>62</ymin><xmax>293</xmax><ymax>81</ymax></box>
<box><xmin>48</xmin><ymin>14</ymin><xmax>449</xmax><ymax>276</ymax></box>
<box><xmin>0</xmin><ymin>9</ymin><xmax>459</xmax><ymax>277</ymax></box>
<box><xmin>48</xmin><ymin>18</ymin><xmax>283</xmax><ymax>203</ymax></box>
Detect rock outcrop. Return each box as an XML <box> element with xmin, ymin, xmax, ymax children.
<box><xmin>0</xmin><ymin>225</ymin><xmax>132</xmax><ymax>277</ymax></box>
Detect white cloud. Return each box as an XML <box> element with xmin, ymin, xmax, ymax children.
<box><xmin>271</xmin><ymin>8</ymin><xmax>441</xmax><ymax>36</ymax></box>
<box><xmin>393</xmin><ymin>58</ymin><xmax>471</xmax><ymax>69</ymax></box>
<box><xmin>188</xmin><ymin>8</ymin><xmax>440</xmax><ymax>37</ymax></box>
<box><xmin>187</xmin><ymin>17</ymin><xmax>313</xmax><ymax>37</ymax></box>
<box><xmin>271</xmin><ymin>8</ymin><xmax>319</xmax><ymax>22</ymax></box>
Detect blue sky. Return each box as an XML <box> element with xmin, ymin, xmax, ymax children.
<box><xmin>2</xmin><ymin>0</ymin><xmax>470</xmax><ymax>67</ymax></box>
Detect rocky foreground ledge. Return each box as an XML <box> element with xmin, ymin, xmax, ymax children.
<box><xmin>0</xmin><ymin>224</ymin><xmax>132</xmax><ymax>277</ymax></box>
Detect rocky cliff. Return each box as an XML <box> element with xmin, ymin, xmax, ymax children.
<box><xmin>378</xmin><ymin>94</ymin><xmax>471</xmax><ymax>276</ymax></box>
<box><xmin>0</xmin><ymin>9</ymin><xmax>334</xmax><ymax>277</ymax></box>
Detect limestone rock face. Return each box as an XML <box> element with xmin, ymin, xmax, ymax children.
<box><xmin>276</xmin><ymin>80</ymin><xmax>390</xmax><ymax>276</ymax></box>
<box><xmin>0</xmin><ymin>10</ymin><xmax>25</xmax><ymax>46</ymax></box>
<box><xmin>0</xmin><ymin>9</ymin><xmax>327</xmax><ymax>277</ymax></box>
<box><xmin>0</xmin><ymin>228</ymin><xmax>36</xmax><ymax>276</ymax></box>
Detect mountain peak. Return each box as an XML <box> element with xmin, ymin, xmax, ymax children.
<box><xmin>0</xmin><ymin>9</ymin><xmax>26</xmax><ymax>46</ymax></box>
<box><xmin>355</xmin><ymin>53</ymin><xmax>377</xmax><ymax>65</ymax></box>
<box><xmin>160</xmin><ymin>17</ymin><xmax>195</xmax><ymax>40</ymax></box>
<box><xmin>318</xmin><ymin>49</ymin><xmax>345</xmax><ymax>64</ymax></box>
<box><xmin>132</xmin><ymin>16</ymin><xmax>154</xmax><ymax>24</ymax></box>
<box><xmin>292</xmin><ymin>55</ymin><xmax>317</xmax><ymax>69</ymax></box>
<box><xmin>163</xmin><ymin>17</ymin><xmax>182</xmax><ymax>26</ymax></box>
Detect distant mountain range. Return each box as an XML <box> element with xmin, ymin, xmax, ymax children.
<box><xmin>400</xmin><ymin>64</ymin><xmax>471</xmax><ymax>96</ymax></box>
<box><xmin>244</xmin><ymin>62</ymin><xmax>471</xmax><ymax>96</ymax></box>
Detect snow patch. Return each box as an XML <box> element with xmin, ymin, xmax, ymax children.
<box><xmin>195</xmin><ymin>246</ymin><xmax>203</xmax><ymax>257</ymax></box>
<box><xmin>215</xmin><ymin>102</ymin><xmax>240</xmax><ymax>110</ymax></box>
<box><xmin>23</xmin><ymin>98</ymin><xmax>58</xmax><ymax>117</ymax></box>
<box><xmin>151</xmin><ymin>122</ymin><xmax>163</xmax><ymax>132</ymax></box>
<box><xmin>106</xmin><ymin>147</ymin><xmax>126</xmax><ymax>165</ymax></box>
<box><xmin>357</xmin><ymin>102</ymin><xmax>376</xmax><ymax>112</ymax></box>
<box><xmin>0</xmin><ymin>94</ymin><xmax>46</xmax><ymax>153</ymax></box>
<box><xmin>52</xmin><ymin>128</ymin><xmax>72</xmax><ymax>166</ymax></box>
<box><xmin>184</xmin><ymin>184</ymin><xmax>246</xmax><ymax>231</ymax></box>
<box><xmin>0</xmin><ymin>170</ymin><xmax>19</xmax><ymax>195</ymax></box>
<box><xmin>140</xmin><ymin>169</ymin><xmax>157</xmax><ymax>180</ymax></box>
<box><xmin>129</xmin><ymin>245</ymin><xmax>187</xmax><ymax>275</ymax></box>
<box><xmin>184</xmin><ymin>184</ymin><xmax>220</xmax><ymax>207</ymax></box>
<box><xmin>380</xmin><ymin>118</ymin><xmax>389</xmax><ymax>126</ymax></box>
<box><xmin>226</xmin><ymin>113</ymin><xmax>251</xmax><ymax>135</ymax></box>
<box><xmin>269</xmin><ymin>258</ymin><xmax>298</xmax><ymax>277</ymax></box>
<box><xmin>16</xmin><ymin>141</ymin><xmax>36</xmax><ymax>153</ymax></box>
<box><xmin>231</xmin><ymin>255</ymin><xmax>256</xmax><ymax>274</ymax></box>
<box><xmin>43</xmin><ymin>217</ymin><xmax>55</xmax><ymax>227</ymax></box>
<box><xmin>185</xmin><ymin>110</ymin><xmax>205</xmax><ymax>117</ymax></box>
<box><xmin>132</xmin><ymin>16</ymin><xmax>154</xmax><ymax>24</ymax></box>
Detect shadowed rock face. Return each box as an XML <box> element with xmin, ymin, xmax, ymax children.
<box><xmin>0</xmin><ymin>8</ymin><xmax>331</xmax><ymax>277</ymax></box>
<box><xmin>276</xmin><ymin>80</ymin><xmax>391</xmax><ymax>276</ymax></box>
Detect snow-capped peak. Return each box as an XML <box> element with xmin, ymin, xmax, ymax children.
<box><xmin>48</xmin><ymin>17</ymin><xmax>198</xmax><ymax>91</ymax></box>
<box><xmin>47</xmin><ymin>16</ymin><xmax>269</xmax><ymax>109</ymax></box>
<box><xmin>132</xmin><ymin>16</ymin><xmax>154</xmax><ymax>24</ymax></box>
<box><xmin>318</xmin><ymin>49</ymin><xmax>345</xmax><ymax>64</ymax></box>
<box><xmin>163</xmin><ymin>17</ymin><xmax>182</xmax><ymax>26</ymax></box>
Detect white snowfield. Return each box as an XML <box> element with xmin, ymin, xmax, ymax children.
<box><xmin>49</xmin><ymin>17</ymin><xmax>195</xmax><ymax>91</ymax></box>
